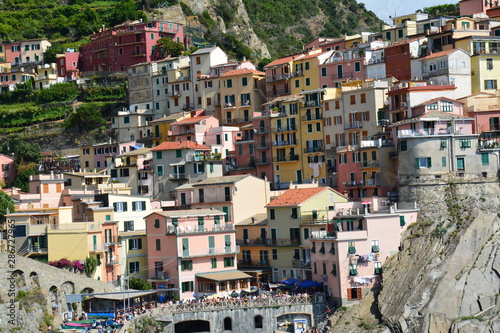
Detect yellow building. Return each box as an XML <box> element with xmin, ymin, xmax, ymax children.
<box><xmin>219</xmin><ymin>68</ymin><xmax>266</xmax><ymax>125</ymax></box>
<box><xmin>265</xmin><ymin>95</ymin><xmax>303</xmax><ymax>186</ymax></box>
<box><xmin>265</xmin><ymin>186</ymin><xmax>349</xmax><ymax>282</ymax></box>
<box><xmin>235</xmin><ymin>214</ymin><xmax>271</xmax><ymax>285</ymax></box>
<box><xmin>149</xmin><ymin>111</ymin><xmax>191</xmax><ymax>146</ymax></box>
<box><xmin>120</xmin><ymin>230</ymin><xmax>148</xmax><ymax>280</ymax></box>
<box><xmin>34</xmin><ymin>63</ymin><xmax>58</xmax><ymax>90</ymax></box>
<box><xmin>0</xmin><ymin>44</ymin><xmax>5</xmax><ymax>62</ymax></box>
<box><xmin>290</xmin><ymin>50</ymin><xmax>323</xmax><ymax>95</ymax></box>
<box><xmin>455</xmin><ymin>36</ymin><xmax>500</xmax><ymax>93</ymax></box>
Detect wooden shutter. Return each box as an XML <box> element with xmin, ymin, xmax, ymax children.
<box><xmin>347</xmin><ymin>288</ymin><xmax>353</xmax><ymax>300</ymax></box>
<box><xmin>357</xmin><ymin>287</ymin><xmax>363</xmax><ymax>300</ymax></box>
<box><xmin>366</xmin><ymin>112</ymin><xmax>370</xmax><ymax>121</ymax></box>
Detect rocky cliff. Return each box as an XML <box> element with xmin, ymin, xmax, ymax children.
<box><xmin>328</xmin><ymin>179</ymin><xmax>500</xmax><ymax>332</ymax></box>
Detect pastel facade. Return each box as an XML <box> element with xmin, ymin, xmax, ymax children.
<box><xmin>145</xmin><ymin>209</ymin><xmax>249</xmax><ymax>300</ymax></box>
<box><xmin>79</xmin><ymin>20</ymin><xmax>183</xmax><ymax>72</ymax></box>
<box><xmin>458</xmin><ymin>92</ymin><xmax>500</xmax><ymax>133</ymax></box>
<box><xmin>108</xmin><ymin>147</ymin><xmax>153</xmax><ymax>196</ymax></box>
<box><xmin>0</xmin><ymin>69</ymin><xmax>36</xmax><ymax>93</ymax></box>
<box><xmin>56</xmin><ymin>51</ymin><xmax>80</xmax><ymax>80</ymax></box>
<box><xmin>1</xmin><ymin>39</ymin><xmax>51</xmax><ymax>64</ymax></box>
<box><xmin>0</xmin><ymin>154</ymin><xmax>15</xmax><ymax>187</ymax></box>
<box><xmin>34</xmin><ymin>63</ymin><xmax>59</xmax><ymax>90</ymax></box>
<box><xmin>79</xmin><ymin>141</ymin><xmax>138</xmax><ymax>170</ymax></box>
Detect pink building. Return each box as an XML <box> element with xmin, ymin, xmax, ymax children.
<box><xmin>226</xmin><ymin>125</ymin><xmax>258</xmax><ymax>176</ymax></box>
<box><xmin>80</xmin><ymin>20</ymin><xmax>184</xmax><ymax>72</ymax></box>
<box><xmin>308</xmin><ymin>198</ymin><xmax>418</xmax><ymax>306</ymax></box>
<box><xmin>56</xmin><ymin>51</ymin><xmax>80</xmax><ymax>80</ymax></box>
<box><xmin>169</xmin><ymin>115</ymin><xmax>220</xmax><ymax>143</ymax></box>
<box><xmin>320</xmin><ymin>48</ymin><xmax>367</xmax><ymax>87</ymax></box>
<box><xmin>4</xmin><ymin>42</ymin><xmax>21</xmax><ymax>65</ymax></box>
<box><xmin>0</xmin><ymin>154</ymin><xmax>15</xmax><ymax>187</ymax></box>
<box><xmin>460</xmin><ymin>0</ymin><xmax>496</xmax><ymax>15</ymax></box>
<box><xmin>145</xmin><ymin>209</ymin><xmax>250</xmax><ymax>300</ymax></box>
<box><xmin>0</xmin><ymin>69</ymin><xmax>36</xmax><ymax>93</ymax></box>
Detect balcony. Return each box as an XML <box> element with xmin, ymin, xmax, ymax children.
<box><xmin>310</xmin><ymin>229</ymin><xmax>368</xmax><ymax>240</ymax></box>
<box><xmin>303</xmin><ymin>147</ymin><xmax>324</xmax><ymax>153</ymax></box>
<box><xmin>290</xmin><ymin>71</ymin><xmax>303</xmax><ymax>78</ymax></box>
<box><xmin>302</xmin><ymin>114</ymin><xmax>322</xmax><ymax>121</ymax></box>
<box><xmin>179</xmin><ymin>245</ymin><xmax>240</xmax><ymax>258</ymax></box>
<box><xmin>169</xmin><ymin>90</ymin><xmax>181</xmax><ymax>97</ymax></box>
<box><xmin>224</xmin><ymin>103</ymin><xmax>236</xmax><ymax>109</ymax></box>
<box><xmin>267</xmin><ymin>73</ymin><xmax>290</xmax><ymax>83</ymax></box>
<box><xmin>89</xmin><ymin>244</ymin><xmax>108</xmax><ymax>253</ymax></box>
<box><xmin>150</xmin><ymin>271</ymin><xmax>170</xmax><ymax>280</ymax></box>
<box><xmin>168</xmin><ymin>173</ymin><xmax>189</xmax><ymax>180</ymax></box>
<box><xmin>303</xmin><ymin>100</ymin><xmax>321</xmax><ymax>107</ymax></box>
<box><xmin>389</xmin><ymin>151</ymin><xmax>399</xmax><ymax>158</ymax></box>
<box><xmin>132</xmin><ymin>51</ymin><xmax>146</xmax><ymax>57</ymax></box>
<box><xmin>227</xmin><ymin>162</ymin><xmax>256</xmax><ymax>170</ymax></box>
<box><xmin>344</xmin><ymin>121</ymin><xmax>363</xmax><ymax>130</ymax></box>
<box><xmin>272</xmin><ymin>125</ymin><xmax>297</xmax><ymax>133</ymax></box>
<box><xmin>269</xmin><ymin>238</ymin><xmax>300</xmax><ymax>246</ymax></box>
<box><xmin>361</xmin><ymin>160</ymin><xmax>379</xmax><ymax>168</ymax></box>
<box><xmin>273</xmin><ymin>140</ymin><xmax>298</xmax><ymax>147</ymax></box>
<box><xmin>397</xmin><ymin>129</ymin><xmax>451</xmax><ymax>137</ymax></box>
<box><xmin>273</xmin><ymin>155</ymin><xmax>300</xmax><ymax>162</ymax></box>
<box><xmin>104</xmin><ymin>236</ymin><xmax>120</xmax><ymax>245</ymax></box>
<box><xmin>26</xmin><ymin>245</ymin><xmax>48</xmax><ymax>254</ymax></box>
<box><xmin>167</xmin><ymin>223</ymin><xmax>235</xmax><ymax>234</ymax></box>
<box><xmin>331</xmin><ymin>71</ymin><xmax>355</xmax><ymax>80</ymax></box>
<box><xmin>238</xmin><ymin>259</ymin><xmax>270</xmax><ymax>267</ymax></box>
<box><xmin>255</xmin><ymin>127</ymin><xmax>270</xmax><ymax>134</ymax></box>
<box><xmin>255</xmin><ymin>142</ymin><xmax>271</xmax><ymax>149</ymax></box>
<box><xmin>182</xmin><ymin>103</ymin><xmax>195</xmax><ymax>111</ymax></box>
<box><xmin>267</xmin><ymin>87</ymin><xmax>291</xmax><ymax>97</ymax></box>
<box><xmin>105</xmin><ymin>256</ymin><xmax>119</xmax><ymax>265</ymax></box>
<box><xmin>255</xmin><ymin>158</ymin><xmax>271</xmax><ymax>165</ymax></box>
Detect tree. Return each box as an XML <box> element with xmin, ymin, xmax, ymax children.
<box><xmin>257</xmin><ymin>58</ymin><xmax>273</xmax><ymax>71</ymax></box>
<box><xmin>84</xmin><ymin>257</ymin><xmax>98</xmax><ymax>278</ymax></box>
<box><xmin>0</xmin><ymin>191</ymin><xmax>15</xmax><ymax>225</ymax></box>
<box><xmin>0</xmin><ymin>134</ymin><xmax>42</xmax><ymax>165</ymax></box>
<box><xmin>156</xmin><ymin>37</ymin><xmax>184</xmax><ymax>57</ymax></box>
<box><xmin>129</xmin><ymin>277</ymin><xmax>152</xmax><ymax>290</ymax></box>
<box><xmin>12</xmin><ymin>163</ymin><xmax>37</xmax><ymax>193</ymax></box>
<box><xmin>63</xmin><ymin>104</ymin><xmax>106</xmax><ymax>131</ymax></box>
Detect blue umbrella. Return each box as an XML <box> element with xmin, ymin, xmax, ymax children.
<box><xmin>280</xmin><ymin>278</ymin><xmax>299</xmax><ymax>285</ymax></box>
<box><xmin>297</xmin><ymin>280</ymin><xmax>322</xmax><ymax>288</ymax></box>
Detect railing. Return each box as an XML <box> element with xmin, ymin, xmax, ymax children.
<box><xmin>255</xmin><ymin>127</ymin><xmax>270</xmax><ymax>134</ymax></box>
<box><xmin>273</xmin><ymin>155</ymin><xmax>300</xmax><ymax>162</ymax></box>
<box><xmin>236</xmin><ymin>238</ymin><xmax>299</xmax><ymax>246</ymax></box>
<box><xmin>105</xmin><ymin>256</ymin><xmax>119</xmax><ymax>265</ymax></box>
<box><xmin>178</xmin><ymin>245</ymin><xmax>240</xmax><ymax>258</ymax></box>
<box><xmin>255</xmin><ymin>158</ymin><xmax>270</xmax><ymax>165</ymax></box>
<box><xmin>150</xmin><ymin>271</ymin><xmax>170</xmax><ymax>280</ymax></box>
<box><xmin>182</xmin><ymin>104</ymin><xmax>195</xmax><ymax>110</ymax></box>
<box><xmin>389</xmin><ymin>151</ymin><xmax>399</xmax><ymax>158</ymax></box>
<box><xmin>104</xmin><ymin>236</ymin><xmax>120</xmax><ymax>245</ymax></box>
<box><xmin>167</xmin><ymin>224</ymin><xmax>235</xmax><ymax>234</ymax></box>
<box><xmin>255</xmin><ymin>142</ymin><xmax>271</xmax><ymax>149</ymax></box>
<box><xmin>292</xmin><ymin>259</ymin><xmax>311</xmax><ymax>269</ymax></box>
<box><xmin>397</xmin><ymin>129</ymin><xmax>451</xmax><ymax>137</ymax></box>
<box><xmin>273</xmin><ymin>140</ymin><xmax>297</xmax><ymax>147</ymax></box>
<box><xmin>169</xmin><ymin>90</ymin><xmax>181</xmax><ymax>97</ymax></box>
<box><xmin>272</xmin><ymin>126</ymin><xmax>297</xmax><ymax>132</ymax></box>
<box><xmin>304</xmin><ymin>100</ymin><xmax>321</xmax><ymax>107</ymax></box>
<box><xmin>302</xmin><ymin>114</ymin><xmax>322</xmax><ymax>121</ymax></box>
<box><xmin>361</xmin><ymin>160</ymin><xmax>379</xmax><ymax>168</ymax></box>
<box><xmin>331</xmin><ymin>71</ymin><xmax>355</xmax><ymax>80</ymax></box>
<box><xmin>267</xmin><ymin>88</ymin><xmax>291</xmax><ymax>96</ymax></box>
<box><xmin>90</xmin><ymin>244</ymin><xmax>108</xmax><ymax>252</ymax></box>
<box><xmin>290</xmin><ymin>71</ymin><xmax>303</xmax><ymax>78</ymax></box>
<box><xmin>157</xmin><ymin>295</ymin><xmax>319</xmax><ymax>314</ymax></box>
<box><xmin>49</xmin><ymin>224</ymin><xmax>86</xmax><ymax>230</ymax></box>
<box><xmin>227</xmin><ymin>163</ymin><xmax>256</xmax><ymax>170</ymax></box>
<box><xmin>344</xmin><ymin>121</ymin><xmax>363</xmax><ymax>130</ymax></box>
<box><xmin>27</xmin><ymin>245</ymin><xmax>48</xmax><ymax>253</ymax></box>
<box><xmin>168</xmin><ymin>173</ymin><xmax>189</xmax><ymax>180</ymax></box>
<box><xmin>304</xmin><ymin>147</ymin><xmax>324</xmax><ymax>153</ymax></box>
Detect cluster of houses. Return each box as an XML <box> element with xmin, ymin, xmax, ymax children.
<box><xmin>2</xmin><ymin>0</ymin><xmax>500</xmax><ymax>307</ymax></box>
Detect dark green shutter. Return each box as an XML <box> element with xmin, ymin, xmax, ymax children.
<box><xmin>399</xmin><ymin>216</ymin><xmax>406</xmax><ymax>226</ymax></box>
<box><xmin>427</xmin><ymin>157</ymin><xmax>432</xmax><ymax>168</ymax></box>
<box><xmin>123</xmin><ymin>202</ymin><xmax>128</xmax><ymax>211</ymax></box>
<box><xmin>128</xmin><ymin>239</ymin><xmax>133</xmax><ymax>249</ymax></box>
<box><xmin>113</xmin><ymin>203</ymin><xmax>118</xmax><ymax>212</ymax></box>
<box><xmin>415</xmin><ymin>158</ymin><xmax>420</xmax><ymax>169</ymax></box>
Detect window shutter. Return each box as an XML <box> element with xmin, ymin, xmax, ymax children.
<box><xmin>427</xmin><ymin>157</ymin><xmax>432</xmax><ymax>168</ymax></box>
<box><xmin>132</xmin><ymin>202</ymin><xmax>136</xmax><ymax>211</ymax></box>
<box><xmin>357</xmin><ymin>287</ymin><xmax>363</xmax><ymax>300</ymax></box>
<box><xmin>190</xmin><ymin>281</ymin><xmax>194</xmax><ymax>291</ymax></box>
<box><xmin>129</xmin><ymin>262</ymin><xmax>133</xmax><ymax>273</ymax></box>
<box><xmin>123</xmin><ymin>202</ymin><xmax>128</xmax><ymax>211</ymax></box>
<box><xmin>366</xmin><ymin>112</ymin><xmax>370</xmax><ymax>121</ymax></box>
<box><xmin>189</xmin><ymin>260</ymin><xmax>193</xmax><ymax>270</ymax></box>
<box><xmin>128</xmin><ymin>239</ymin><xmax>133</xmax><ymax>249</ymax></box>
<box><xmin>415</xmin><ymin>158</ymin><xmax>420</xmax><ymax>169</ymax></box>
<box><xmin>138</xmin><ymin>239</ymin><xmax>142</xmax><ymax>249</ymax></box>
<box><xmin>193</xmin><ymin>164</ymin><xmax>197</xmax><ymax>173</ymax></box>
<box><xmin>142</xmin><ymin>201</ymin><xmax>146</xmax><ymax>210</ymax></box>
<box><xmin>181</xmin><ymin>283</ymin><xmax>186</xmax><ymax>292</ymax></box>
<box><xmin>347</xmin><ymin>288</ymin><xmax>353</xmax><ymax>300</ymax></box>
<box><xmin>113</xmin><ymin>203</ymin><xmax>117</xmax><ymax>212</ymax></box>
<box><xmin>399</xmin><ymin>215</ymin><xmax>406</xmax><ymax>226</ymax></box>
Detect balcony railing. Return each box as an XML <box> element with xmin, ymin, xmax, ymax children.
<box><xmin>272</xmin><ymin>126</ymin><xmax>297</xmax><ymax>132</ymax></box>
<box><xmin>397</xmin><ymin>129</ymin><xmax>451</xmax><ymax>137</ymax></box>
<box><xmin>266</xmin><ymin>73</ymin><xmax>289</xmax><ymax>83</ymax></box>
<box><xmin>150</xmin><ymin>271</ymin><xmax>170</xmax><ymax>280</ymax></box>
<box><xmin>273</xmin><ymin>155</ymin><xmax>300</xmax><ymax>162</ymax></box>
<box><xmin>255</xmin><ymin>158</ymin><xmax>270</xmax><ymax>165</ymax></box>
<box><xmin>104</xmin><ymin>236</ymin><xmax>120</xmax><ymax>245</ymax></box>
<box><xmin>227</xmin><ymin>162</ymin><xmax>256</xmax><ymax>170</ymax></box>
<box><xmin>27</xmin><ymin>245</ymin><xmax>48</xmax><ymax>254</ymax></box>
<box><xmin>290</xmin><ymin>71</ymin><xmax>303</xmax><ymax>78</ymax></box>
<box><xmin>361</xmin><ymin>160</ymin><xmax>379</xmax><ymax>168</ymax></box>
<box><xmin>303</xmin><ymin>100</ymin><xmax>321</xmax><ymax>107</ymax></box>
<box><xmin>182</xmin><ymin>103</ymin><xmax>195</xmax><ymax>110</ymax></box>
<box><xmin>238</xmin><ymin>259</ymin><xmax>270</xmax><ymax>267</ymax></box>
<box><xmin>179</xmin><ymin>245</ymin><xmax>240</xmax><ymax>258</ymax></box>
<box><xmin>304</xmin><ymin>147</ymin><xmax>324</xmax><ymax>153</ymax></box>
<box><xmin>168</xmin><ymin>173</ymin><xmax>189</xmax><ymax>180</ymax></box>
<box><xmin>169</xmin><ymin>90</ymin><xmax>181</xmax><ymax>97</ymax></box>
<box><xmin>344</xmin><ymin>121</ymin><xmax>363</xmax><ymax>130</ymax></box>
<box><xmin>255</xmin><ymin>127</ymin><xmax>270</xmax><ymax>134</ymax></box>
<box><xmin>90</xmin><ymin>244</ymin><xmax>108</xmax><ymax>252</ymax></box>
<box><xmin>302</xmin><ymin>114</ymin><xmax>322</xmax><ymax>121</ymax></box>
<box><xmin>267</xmin><ymin>88</ymin><xmax>291</xmax><ymax>96</ymax></box>
<box><xmin>167</xmin><ymin>223</ymin><xmax>235</xmax><ymax>234</ymax></box>
<box><xmin>255</xmin><ymin>142</ymin><xmax>271</xmax><ymax>149</ymax></box>
<box><xmin>105</xmin><ymin>256</ymin><xmax>119</xmax><ymax>265</ymax></box>
<box><xmin>273</xmin><ymin>140</ymin><xmax>298</xmax><ymax>147</ymax></box>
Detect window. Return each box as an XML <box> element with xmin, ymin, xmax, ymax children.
<box><xmin>482</xmin><ymin>153</ymin><xmax>490</xmax><ymax>165</ymax></box>
<box><xmin>155</xmin><ymin>239</ymin><xmax>161</xmax><ymax>251</ymax></box>
<box><xmin>132</xmin><ymin>201</ymin><xmax>146</xmax><ymax>211</ymax></box>
<box><xmin>354</xmin><ymin>62</ymin><xmax>361</xmax><ymax>72</ymax></box>
<box><xmin>459</xmin><ymin>139</ymin><xmax>471</xmax><ymax>148</ymax></box>
<box><xmin>128</xmin><ymin>238</ymin><xmax>142</xmax><ymax>250</ymax></box>
<box><xmin>291</xmin><ymin>207</ymin><xmax>298</xmax><ymax>219</ymax></box>
<box><xmin>415</xmin><ymin>157</ymin><xmax>432</xmax><ymax>168</ymax></box>
<box><xmin>113</xmin><ymin>202</ymin><xmax>127</xmax><ymax>212</ymax></box>
<box><xmin>348</xmin><ymin>241</ymin><xmax>356</xmax><ymax>254</ymax></box>
<box><xmin>374</xmin><ymin>261</ymin><xmax>382</xmax><ymax>274</ymax></box>
<box><xmin>124</xmin><ymin>116</ymin><xmax>129</xmax><ymax>124</ymax></box>
<box><xmin>307</xmin><ymin>124</ymin><xmax>313</xmax><ymax>133</ymax></box>
<box><xmin>349</xmin><ymin>263</ymin><xmax>358</xmax><ymax>276</ymax></box>
<box><xmin>129</xmin><ymin>261</ymin><xmax>139</xmax><ymax>274</ymax></box>
<box><xmin>124</xmin><ymin>221</ymin><xmax>134</xmax><ymax>231</ymax></box>
<box><xmin>211</xmin><ymin>258</ymin><xmax>217</xmax><ymax>268</ymax></box>
<box><xmin>400</xmin><ymin>140</ymin><xmax>407</xmax><ymax>151</ymax></box>
<box><xmin>321</xmin><ymin>67</ymin><xmax>327</xmax><ymax>77</ymax></box>
<box><xmin>270</xmin><ymin>209</ymin><xmax>276</xmax><ymax>220</ymax></box>
<box><xmin>442</xmin><ymin>156</ymin><xmax>447</xmax><ymax>167</ymax></box>
<box><xmin>457</xmin><ymin>157</ymin><xmax>465</xmax><ymax>170</ymax></box>
<box><xmin>154</xmin><ymin>219</ymin><xmax>160</xmax><ymax>228</ymax></box>
<box><xmin>316</xmin><ymin>122</ymin><xmax>321</xmax><ymax>132</ymax></box>
<box><xmin>227</xmin><ymin>79</ymin><xmax>232</xmax><ymax>88</ymax></box>
<box><xmin>360</xmin><ymin>93</ymin><xmax>366</xmax><ymax>103</ymax></box>
<box><xmin>295</xmin><ymin>80</ymin><xmax>300</xmax><ymax>88</ymax></box>
<box><xmin>224</xmin><ymin>257</ymin><xmax>235</xmax><ymax>267</ymax></box>
<box><xmin>305</xmin><ymin>78</ymin><xmax>310</xmax><ymax>86</ymax></box>
<box><xmin>331</xmin><ymin>264</ymin><xmax>337</xmax><ymax>276</ymax></box>
<box><xmin>350</xmin><ymin>95</ymin><xmax>356</xmax><ymax>105</ymax></box>
<box><xmin>242</xmin><ymin>77</ymin><xmax>248</xmax><ymax>86</ymax></box>
<box><xmin>181</xmin><ymin>281</ymin><xmax>194</xmax><ymax>292</ymax></box>
<box><xmin>176</xmin><ymin>149</ymin><xmax>182</xmax><ymax>158</ymax></box>
<box><xmin>441</xmin><ymin>101</ymin><xmax>452</xmax><ymax>112</ymax></box>
<box><xmin>156</xmin><ymin>165</ymin><xmax>164</xmax><ymax>176</ymax></box>
<box><xmin>305</xmin><ymin>62</ymin><xmax>310</xmax><ymax>70</ymax></box>
<box><xmin>371</xmin><ymin>240</ymin><xmax>380</xmax><ymax>252</ymax></box>
<box><xmin>485</xmin><ymin>80</ymin><xmax>498</xmax><ymax>90</ymax></box>
<box><xmin>181</xmin><ymin>260</ymin><xmax>193</xmax><ymax>271</ymax></box>
<box><xmin>429</xmin><ymin>63</ymin><xmax>437</xmax><ymax>71</ymax></box>
<box><xmin>156</xmin><ymin>151</ymin><xmax>163</xmax><ymax>159</ymax></box>
<box><xmin>272</xmin><ymin>249</ymin><xmax>278</xmax><ymax>260</ymax></box>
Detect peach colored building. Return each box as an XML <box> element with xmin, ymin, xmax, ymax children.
<box><xmin>145</xmin><ymin>209</ymin><xmax>250</xmax><ymax>300</ymax></box>
<box><xmin>0</xmin><ymin>154</ymin><xmax>15</xmax><ymax>187</ymax></box>
<box><xmin>458</xmin><ymin>92</ymin><xmax>500</xmax><ymax>133</ymax></box>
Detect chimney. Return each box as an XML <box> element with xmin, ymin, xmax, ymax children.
<box><xmin>251</xmin><ymin>217</ymin><xmax>255</xmax><ymax>224</ymax></box>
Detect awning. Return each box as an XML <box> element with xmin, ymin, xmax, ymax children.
<box><xmin>89</xmin><ymin>290</ymin><xmax>159</xmax><ymax>301</ymax></box>
<box><xmin>362</xmin><ymin>201</ymin><xmax>371</xmax><ymax>204</ymax></box>
<box><xmin>196</xmin><ymin>271</ymin><xmax>252</xmax><ymax>282</ymax></box>
<box><xmin>169</xmin><ymin>161</ymin><xmax>186</xmax><ymax>166</ymax></box>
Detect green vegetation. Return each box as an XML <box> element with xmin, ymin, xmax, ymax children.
<box><xmin>129</xmin><ymin>277</ymin><xmax>152</xmax><ymax>290</ymax></box>
<box><xmin>421</xmin><ymin>4</ymin><xmax>460</xmax><ymax>17</ymax></box>
<box><xmin>0</xmin><ymin>191</ymin><xmax>15</xmax><ymax>224</ymax></box>
<box><xmin>84</xmin><ymin>257</ymin><xmax>98</xmax><ymax>278</ymax></box>
<box><xmin>156</xmin><ymin>37</ymin><xmax>185</xmax><ymax>57</ymax></box>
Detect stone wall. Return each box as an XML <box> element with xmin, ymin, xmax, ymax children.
<box><xmin>0</xmin><ymin>253</ymin><xmax>116</xmax><ymax>332</ymax></box>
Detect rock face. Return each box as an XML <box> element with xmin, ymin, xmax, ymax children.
<box><xmin>379</xmin><ymin>180</ymin><xmax>500</xmax><ymax>333</ymax></box>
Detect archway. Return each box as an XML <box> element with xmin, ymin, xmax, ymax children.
<box><xmin>175</xmin><ymin>320</ymin><xmax>210</xmax><ymax>333</ymax></box>
<box><xmin>254</xmin><ymin>315</ymin><xmax>263</xmax><ymax>328</ymax></box>
<box><xmin>223</xmin><ymin>317</ymin><xmax>232</xmax><ymax>331</ymax></box>
<box><xmin>11</xmin><ymin>269</ymin><xmax>26</xmax><ymax>289</ymax></box>
<box><xmin>29</xmin><ymin>271</ymin><xmax>40</xmax><ymax>288</ymax></box>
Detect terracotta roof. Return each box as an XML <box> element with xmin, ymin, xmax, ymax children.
<box><xmin>420</xmin><ymin>49</ymin><xmax>459</xmax><ymax>60</ymax></box>
<box><xmin>151</xmin><ymin>140</ymin><xmax>211</xmax><ymax>151</ymax></box>
<box><xmin>174</xmin><ymin>116</ymin><xmax>211</xmax><ymax>125</ymax></box>
<box><xmin>413</xmin><ymin>96</ymin><xmax>464</xmax><ymax>108</ymax></box>
<box><xmin>299</xmin><ymin>51</ymin><xmax>328</xmax><ymax>60</ymax></box>
<box><xmin>118</xmin><ymin>147</ymin><xmax>152</xmax><ymax>157</ymax></box>
<box><xmin>264</xmin><ymin>54</ymin><xmax>305</xmax><ymax>68</ymax></box>
<box><xmin>220</xmin><ymin>68</ymin><xmax>265</xmax><ymax>77</ymax></box>
<box><xmin>390</xmin><ymin>111</ymin><xmax>473</xmax><ymax>126</ymax></box>
<box><xmin>192</xmin><ymin>174</ymin><xmax>255</xmax><ymax>186</ymax></box>
<box><xmin>267</xmin><ymin>187</ymin><xmax>328</xmax><ymax>207</ymax></box>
